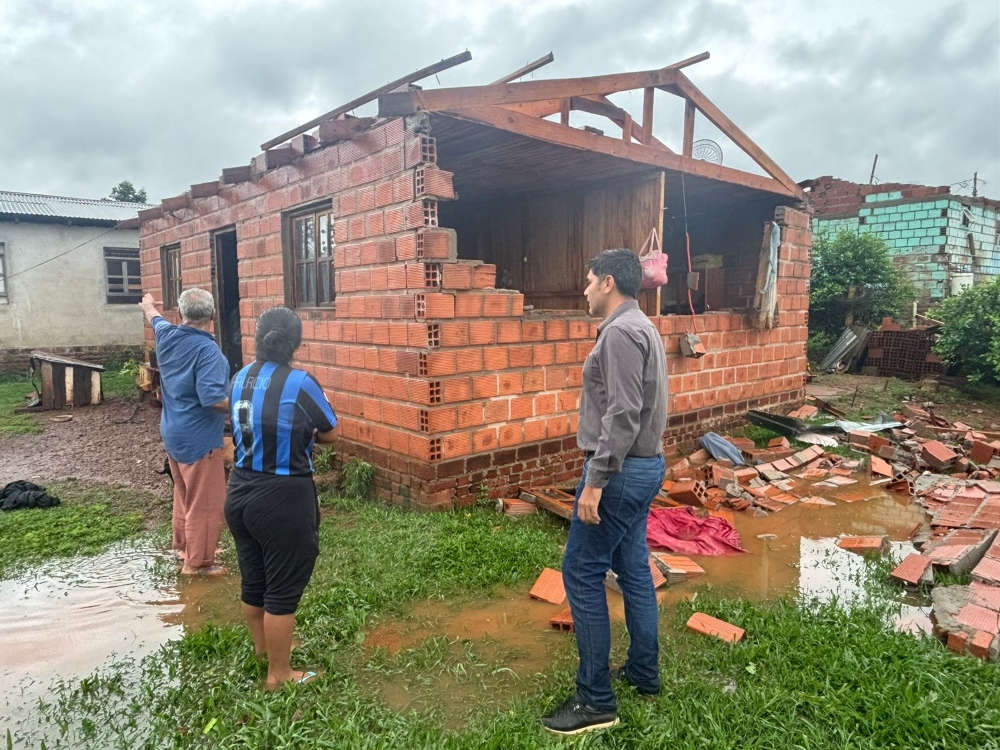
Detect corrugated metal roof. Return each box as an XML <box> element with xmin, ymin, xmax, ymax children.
<box><xmin>0</xmin><ymin>191</ymin><xmax>150</xmax><ymax>223</ymax></box>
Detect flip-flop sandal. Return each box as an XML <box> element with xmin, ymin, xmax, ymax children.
<box><xmin>296</xmin><ymin>671</ymin><xmax>319</xmax><ymax>685</ymax></box>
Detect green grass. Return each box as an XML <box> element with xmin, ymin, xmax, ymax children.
<box><xmin>102</xmin><ymin>367</ymin><xmax>141</xmax><ymax>400</ymax></box>
<box><xmin>18</xmin><ymin>496</ymin><xmax>1000</xmax><ymax>749</ymax></box>
<box><xmin>0</xmin><ymin>367</ymin><xmax>138</xmax><ymax>437</ymax></box>
<box><xmin>0</xmin><ymin>374</ymin><xmax>42</xmax><ymax>435</ymax></box>
<box><xmin>0</xmin><ymin>480</ymin><xmax>161</xmax><ymax>579</ymax></box>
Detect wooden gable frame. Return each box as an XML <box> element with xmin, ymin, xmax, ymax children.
<box><xmin>378</xmin><ymin>53</ymin><xmax>804</xmax><ymax>200</ymax></box>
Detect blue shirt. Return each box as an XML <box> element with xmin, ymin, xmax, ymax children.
<box><xmin>230</xmin><ymin>361</ymin><xmax>337</xmax><ymax>476</ymax></box>
<box><xmin>153</xmin><ymin>317</ymin><xmax>230</xmax><ymax>464</ymax></box>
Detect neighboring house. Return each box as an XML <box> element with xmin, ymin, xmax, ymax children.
<box><xmin>0</xmin><ymin>191</ymin><xmax>147</xmax><ymax>373</ymax></box>
<box><xmin>138</xmin><ymin>53</ymin><xmax>812</xmax><ymax>510</ymax></box>
<box><xmin>805</xmin><ymin>177</ymin><xmax>1000</xmax><ymax>312</ymax></box>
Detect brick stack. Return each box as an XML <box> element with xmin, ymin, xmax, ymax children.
<box><xmin>864</xmin><ymin>328</ymin><xmax>943</xmax><ymax>378</ymax></box>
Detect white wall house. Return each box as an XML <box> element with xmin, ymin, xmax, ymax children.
<box><xmin>0</xmin><ymin>191</ymin><xmax>149</xmax><ymax>372</ymax></box>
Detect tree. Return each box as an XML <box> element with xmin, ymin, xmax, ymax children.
<box><xmin>932</xmin><ymin>276</ymin><xmax>1000</xmax><ymax>383</ymax></box>
<box><xmin>808</xmin><ymin>230</ymin><xmax>915</xmax><ymax>338</ymax></box>
<box><xmin>110</xmin><ymin>180</ymin><xmax>147</xmax><ymax>204</ymax></box>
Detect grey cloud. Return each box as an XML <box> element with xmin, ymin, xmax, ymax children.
<box><xmin>0</xmin><ymin>0</ymin><xmax>996</xmax><ymax>201</ymax></box>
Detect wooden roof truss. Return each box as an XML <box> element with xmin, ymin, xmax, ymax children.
<box><xmin>377</xmin><ymin>51</ymin><xmax>803</xmax><ymax>200</ymax></box>
<box><xmin>258</xmin><ymin>50</ymin><xmax>803</xmax><ymax>201</ymax></box>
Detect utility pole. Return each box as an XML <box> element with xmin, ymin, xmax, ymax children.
<box><xmin>868</xmin><ymin>154</ymin><xmax>878</xmax><ymax>184</ymax></box>
<box><xmin>973</xmin><ymin>172</ymin><xmax>978</xmax><ymax>197</ymax></box>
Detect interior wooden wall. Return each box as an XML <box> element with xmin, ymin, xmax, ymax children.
<box><xmin>660</xmin><ymin>198</ymin><xmax>777</xmax><ymax>314</ymax></box>
<box><xmin>443</xmin><ymin>174</ymin><xmax>664</xmax><ymax>312</ymax></box>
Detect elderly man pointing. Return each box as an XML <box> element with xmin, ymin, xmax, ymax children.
<box><xmin>140</xmin><ymin>289</ymin><xmax>231</xmax><ymax>576</ymax></box>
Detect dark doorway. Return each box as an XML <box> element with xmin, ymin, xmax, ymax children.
<box><xmin>213</xmin><ymin>230</ymin><xmax>243</xmax><ymax>375</ymax></box>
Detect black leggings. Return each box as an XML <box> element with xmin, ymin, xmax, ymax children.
<box><xmin>224</xmin><ymin>468</ymin><xmax>320</xmax><ymax>616</ymax></box>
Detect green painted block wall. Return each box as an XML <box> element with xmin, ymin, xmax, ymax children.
<box><xmin>812</xmin><ymin>190</ymin><xmax>999</xmax><ymax>309</ymax></box>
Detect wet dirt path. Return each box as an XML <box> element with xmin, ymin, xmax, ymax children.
<box><xmin>0</xmin><ymin>399</ymin><xmax>171</xmax><ymax>495</ymax></box>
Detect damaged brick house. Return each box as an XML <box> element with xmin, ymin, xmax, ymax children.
<box><xmin>806</xmin><ymin>176</ymin><xmax>1000</xmax><ymax>312</ymax></box>
<box><xmin>138</xmin><ymin>51</ymin><xmax>811</xmax><ymax>510</ymax></box>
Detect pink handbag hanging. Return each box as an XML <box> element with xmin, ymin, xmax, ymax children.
<box><xmin>637</xmin><ymin>227</ymin><xmax>668</xmax><ymax>290</ymax></box>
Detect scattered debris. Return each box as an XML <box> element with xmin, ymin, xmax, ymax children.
<box><xmin>503</xmin><ymin>498</ymin><xmax>537</xmax><ymax>518</ymax></box>
<box><xmin>647</xmin><ymin>507</ymin><xmax>747</xmax><ymax>556</ymax></box>
<box><xmin>648</xmin><ymin>558</ymin><xmax>668</xmax><ymax>589</ymax></box>
<box><xmin>650</xmin><ymin>553</ymin><xmax>706</xmax><ymax>582</ymax></box>
<box><xmin>521</xmin><ymin>486</ymin><xmax>575</xmax><ymax>520</ymax></box>
<box><xmin>836</xmin><ymin>535</ymin><xmax>890</xmax><ymax>555</ymax></box>
<box><xmin>529</xmin><ymin>568</ymin><xmax>566</xmax><ymax>604</ymax></box>
<box><xmin>787</xmin><ymin>405</ymin><xmax>819</xmax><ymax>419</ymax></box>
<box><xmin>549</xmin><ymin>607</ymin><xmax>574</xmax><ymax>633</ymax></box>
<box><xmin>699</xmin><ymin>432</ymin><xmax>745</xmax><ymax>465</ymax></box>
<box><xmin>890</xmin><ymin>553</ymin><xmax>934</xmax><ymax>586</ymax></box>
<box><xmin>686</xmin><ymin>612</ymin><xmax>746</xmax><ymax>643</ymax></box>
<box><xmin>923</xmin><ymin>530</ymin><xmax>996</xmax><ymax>575</ymax></box>
<box><xmin>819</xmin><ymin>325</ymin><xmax>871</xmax><ymax>374</ymax></box>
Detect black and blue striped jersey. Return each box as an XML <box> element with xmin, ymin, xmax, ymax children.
<box><xmin>230</xmin><ymin>361</ymin><xmax>337</xmax><ymax>476</ymax></box>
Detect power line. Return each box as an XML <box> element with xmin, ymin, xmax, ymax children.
<box><xmin>4</xmin><ymin>224</ymin><xmax>124</xmax><ymax>281</ymax></box>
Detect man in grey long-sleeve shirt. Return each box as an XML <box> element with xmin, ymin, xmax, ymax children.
<box><xmin>542</xmin><ymin>249</ymin><xmax>668</xmax><ymax>736</ymax></box>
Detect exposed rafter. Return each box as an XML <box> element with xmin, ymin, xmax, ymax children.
<box><xmin>669</xmin><ymin>71</ymin><xmax>801</xmax><ymax>196</ymax></box>
<box><xmin>260</xmin><ymin>51</ymin><xmax>472</xmax><ymax>150</ymax></box>
<box><xmin>498</xmin><ymin>95</ymin><xmax>673</xmax><ymax>152</ymax></box>
<box><xmin>444</xmin><ymin>105</ymin><xmax>801</xmax><ymax>198</ymax></box>
<box><xmin>379</xmin><ymin>67</ymin><xmax>682</xmax><ymax>116</ymax></box>
<box><xmin>491</xmin><ymin>52</ymin><xmax>555</xmax><ymax>85</ymax></box>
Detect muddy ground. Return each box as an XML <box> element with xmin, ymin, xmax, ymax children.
<box><xmin>0</xmin><ymin>397</ymin><xmax>171</xmax><ymax>496</ymax></box>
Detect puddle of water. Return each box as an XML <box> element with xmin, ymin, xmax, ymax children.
<box><xmin>363</xmin><ymin>592</ymin><xmax>581</xmax><ymax>727</ymax></box>
<box><xmin>0</xmin><ymin>540</ymin><xmax>240</xmax><ymax>737</ymax></box>
<box><xmin>362</xmin><ymin>486</ymin><xmax>932</xmax><ymax>722</ymax></box>
<box><xmin>699</xmin><ymin>489</ymin><xmax>924</xmax><ymax>599</ymax></box>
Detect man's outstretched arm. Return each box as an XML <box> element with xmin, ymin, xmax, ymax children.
<box><xmin>139</xmin><ymin>293</ymin><xmax>162</xmax><ymax>327</ymax></box>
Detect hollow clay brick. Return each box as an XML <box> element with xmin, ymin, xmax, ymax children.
<box><xmin>686</xmin><ymin>612</ymin><xmax>745</xmax><ymax>643</ymax></box>
<box><xmin>836</xmin><ymin>535</ymin><xmax>890</xmax><ymax>555</ymax></box>
<box><xmin>550</xmin><ymin>607</ymin><xmax>574</xmax><ymax>632</ymax></box>
<box><xmin>529</xmin><ymin>567</ymin><xmax>566</xmax><ymax>604</ymax></box>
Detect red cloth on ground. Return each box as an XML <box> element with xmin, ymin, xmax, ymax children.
<box><xmin>646</xmin><ymin>506</ymin><xmax>747</xmax><ymax>556</ymax></box>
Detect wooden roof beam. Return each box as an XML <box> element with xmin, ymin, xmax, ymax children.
<box><xmin>444</xmin><ymin>105</ymin><xmax>799</xmax><ymax>198</ymax></box>
<box><xmin>669</xmin><ymin>71</ymin><xmax>803</xmax><ymax>198</ymax></box>
<box><xmin>260</xmin><ymin>50</ymin><xmax>472</xmax><ymax>150</ymax></box>
<box><xmin>573</xmin><ymin>96</ymin><xmax>673</xmax><ymax>152</ymax></box>
<box><xmin>379</xmin><ymin>65</ymin><xmax>683</xmax><ymax>116</ymax></box>
<box><xmin>491</xmin><ymin>52</ymin><xmax>554</xmax><ymax>84</ymax></box>
<box><xmin>499</xmin><ymin>95</ymin><xmax>672</xmax><ymax>151</ymax></box>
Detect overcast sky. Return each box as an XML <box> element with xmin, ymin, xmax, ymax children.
<box><xmin>1</xmin><ymin>0</ymin><xmax>997</xmax><ymax>203</ymax></box>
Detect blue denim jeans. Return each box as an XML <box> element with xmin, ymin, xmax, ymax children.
<box><xmin>562</xmin><ymin>454</ymin><xmax>665</xmax><ymax>710</ymax></box>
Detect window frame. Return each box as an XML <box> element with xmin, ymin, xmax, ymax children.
<box><xmin>0</xmin><ymin>242</ymin><xmax>7</xmax><ymax>302</ymax></box>
<box><xmin>283</xmin><ymin>201</ymin><xmax>335</xmax><ymax>309</ymax></box>
<box><xmin>103</xmin><ymin>247</ymin><xmax>142</xmax><ymax>304</ymax></box>
<box><xmin>160</xmin><ymin>243</ymin><xmax>182</xmax><ymax>310</ymax></box>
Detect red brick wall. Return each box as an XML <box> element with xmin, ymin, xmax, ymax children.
<box><xmin>140</xmin><ymin>115</ymin><xmax>810</xmax><ymax>511</ymax></box>
<box><xmin>806</xmin><ymin>176</ymin><xmax>951</xmax><ymax>219</ymax></box>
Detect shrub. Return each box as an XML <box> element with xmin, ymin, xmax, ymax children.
<box><xmin>339</xmin><ymin>456</ymin><xmax>375</xmax><ymax>500</ymax></box>
<box><xmin>312</xmin><ymin>446</ymin><xmax>336</xmax><ymax>475</ymax></box>
<box><xmin>807</xmin><ymin>331</ymin><xmax>835</xmax><ymax>364</ymax></box>
<box><xmin>932</xmin><ymin>275</ymin><xmax>1000</xmax><ymax>383</ymax></box>
<box><xmin>809</xmin><ymin>230</ymin><xmax>915</xmax><ymax>337</ymax></box>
